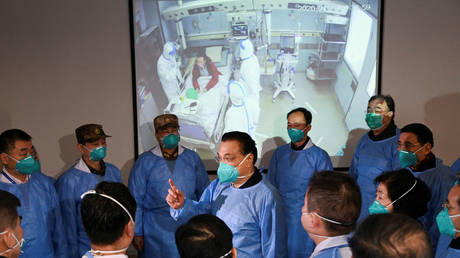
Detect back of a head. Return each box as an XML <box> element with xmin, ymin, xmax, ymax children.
<box><xmin>401</xmin><ymin>123</ymin><xmax>434</xmax><ymax>148</ymax></box>
<box><xmin>307</xmin><ymin>171</ymin><xmax>361</xmax><ymax>235</ymax></box>
<box><xmin>350</xmin><ymin>213</ymin><xmax>432</xmax><ymax>258</ymax></box>
<box><xmin>375</xmin><ymin>169</ymin><xmax>431</xmax><ymax>219</ymax></box>
<box><xmin>81</xmin><ymin>182</ymin><xmax>136</xmax><ymax>246</ymax></box>
<box><xmin>221</xmin><ymin>131</ymin><xmax>257</xmax><ymax>164</ymax></box>
<box><xmin>175</xmin><ymin>214</ymin><xmax>233</xmax><ymax>258</ymax></box>
<box><xmin>0</xmin><ymin>190</ymin><xmax>21</xmax><ymax>232</ymax></box>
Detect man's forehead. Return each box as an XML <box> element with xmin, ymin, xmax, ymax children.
<box><xmin>13</xmin><ymin>140</ymin><xmax>33</xmax><ymax>149</ymax></box>
<box><xmin>368</xmin><ymin>99</ymin><xmax>388</xmax><ymax>109</ymax></box>
<box><xmin>218</xmin><ymin>140</ymin><xmax>242</xmax><ymax>154</ymax></box>
<box><xmin>287</xmin><ymin>112</ymin><xmax>306</xmax><ymax>123</ymax></box>
<box><xmin>399</xmin><ymin>132</ymin><xmax>419</xmax><ymax>143</ymax></box>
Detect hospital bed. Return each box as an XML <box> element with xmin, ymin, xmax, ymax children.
<box><xmin>164</xmin><ymin>47</ymin><xmax>233</xmax><ymax>150</ymax></box>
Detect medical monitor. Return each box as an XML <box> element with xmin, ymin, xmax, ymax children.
<box><xmin>131</xmin><ymin>0</ymin><xmax>383</xmax><ymax>170</ymax></box>
<box><xmin>232</xmin><ymin>24</ymin><xmax>248</xmax><ymax>37</ymax></box>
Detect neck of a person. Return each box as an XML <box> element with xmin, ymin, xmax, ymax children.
<box><xmin>4</xmin><ymin>167</ymin><xmax>27</xmax><ymax>183</ymax></box>
<box><xmin>309</xmin><ymin>228</ymin><xmax>330</xmax><ymax>246</ymax></box>
<box><xmin>161</xmin><ymin>146</ymin><xmax>177</xmax><ymax>155</ymax></box>
<box><xmin>293</xmin><ymin>136</ymin><xmax>308</xmax><ymax>148</ymax></box>
<box><xmin>82</xmin><ymin>156</ymin><xmax>101</xmax><ymax>171</ymax></box>
<box><xmin>90</xmin><ymin>242</ymin><xmax>127</xmax><ymax>256</ymax></box>
<box><xmin>371</xmin><ymin>121</ymin><xmax>391</xmax><ymax>136</ymax></box>
<box><xmin>232</xmin><ymin>166</ymin><xmax>255</xmax><ymax>188</ymax></box>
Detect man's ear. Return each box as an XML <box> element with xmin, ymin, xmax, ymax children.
<box><xmin>305</xmin><ymin>124</ymin><xmax>312</xmax><ymax>134</ymax></box>
<box><xmin>0</xmin><ymin>153</ymin><xmax>9</xmax><ymax>166</ymax></box>
<box><xmin>124</xmin><ymin>220</ymin><xmax>135</xmax><ymax>238</ymax></box>
<box><xmin>231</xmin><ymin>247</ymin><xmax>237</xmax><ymax>258</ymax></box>
<box><xmin>386</xmin><ymin>111</ymin><xmax>394</xmax><ymax>118</ymax></box>
<box><xmin>76</xmin><ymin>144</ymin><xmax>85</xmax><ymax>154</ymax></box>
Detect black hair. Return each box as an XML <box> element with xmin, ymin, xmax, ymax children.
<box><xmin>374</xmin><ymin>169</ymin><xmax>431</xmax><ymax>220</ymax></box>
<box><xmin>81</xmin><ymin>182</ymin><xmax>137</xmax><ymax>246</ymax></box>
<box><xmin>0</xmin><ymin>190</ymin><xmax>21</xmax><ymax>231</ymax></box>
<box><xmin>0</xmin><ymin>129</ymin><xmax>32</xmax><ymax>154</ymax></box>
<box><xmin>221</xmin><ymin>131</ymin><xmax>257</xmax><ymax>165</ymax></box>
<box><xmin>287</xmin><ymin>107</ymin><xmax>312</xmax><ymax>125</ymax></box>
<box><xmin>307</xmin><ymin>171</ymin><xmax>361</xmax><ymax>235</ymax></box>
<box><xmin>368</xmin><ymin>94</ymin><xmax>395</xmax><ymax>115</ymax></box>
<box><xmin>349</xmin><ymin>213</ymin><xmax>432</xmax><ymax>258</ymax></box>
<box><xmin>401</xmin><ymin>123</ymin><xmax>434</xmax><ymax>148</ymax></box>
<box><xmin>175</xmin><ymin>214</ymin><xmax>233</xmax><ymax>258</ymax></box>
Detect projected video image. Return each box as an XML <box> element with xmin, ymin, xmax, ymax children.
<box><xmin>133</xmin><ymin>0</ymin><xmax>381</xmax><ymax>168</ymax></box>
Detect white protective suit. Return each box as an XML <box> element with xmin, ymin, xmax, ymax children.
<box><xmin>224</xmin><ymin>80</ymin><xmax>252</xmax><ymax>136</ymax></box>
<box><xmin>157</xmin><ymin>42</ymin><xmax>183</xmax><ymax>102</ymax></box>
<box><xmin>239</xmin><ymin>39</ymin><xmax>261</xmax><ymax>131</ymax></box>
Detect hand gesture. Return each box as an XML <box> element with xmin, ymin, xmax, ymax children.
<box><xmin>166</xmin><ymin>179</ymin><xmax>185</xmax><ymax>209</ymax></box>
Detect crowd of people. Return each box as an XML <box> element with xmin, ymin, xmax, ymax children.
<box><xmin>0</xmin><ymin>94</ymin><xmax>459</xmax><ymax>258</ymax></box>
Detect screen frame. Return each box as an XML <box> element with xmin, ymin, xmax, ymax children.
<box><xmin>128</xmin><ymin>0</ymin><xmax>385</xmax><ymax>170</ymax></box>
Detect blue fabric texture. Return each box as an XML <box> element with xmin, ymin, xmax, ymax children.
<box><xmin>267</xmin><ymin>143</ymin><xmax>333</xmax><ymax>258</ymax></box>
<box><xmin>407</xmin><ymin>158</ymin><xmax>456</xmax><ymax>249</ymax></box>
<box><xmin>437</xmin><ymin>247</ymin><xmax>460</xmax><ymax>258</ymax></box>
<box><xmin>170</xmin><ymin>177</ymin><xmax>287</xmax><ymax>258</ymax></box>
<box><xmin>349</xmin><ymin>131</ymin><xmax>401</xmax><ymax>221</ymax></box>
<box><xmin>129</xmin><ymin>147</ymin><xmax>209</xmax><ymax>258</ymax></box>
<box><xmin>0</xmin><ymin>172</ymin><xmax>67</xmax><ymax>258</ymax></box>
<box><xmin>435</xmin><ymin>234</ymin><xmax>453</xmax><ymax>258</ymax></box>
<box><xmin>55</xmin><ymin>161</ymin><xmax>122</xmax><ymax>257</ymax></box>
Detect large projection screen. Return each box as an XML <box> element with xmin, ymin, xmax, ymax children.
<box><xmin>131</xmin><ymin>0</ymin><xmax>382</xmax><ymax>170</ymax></box>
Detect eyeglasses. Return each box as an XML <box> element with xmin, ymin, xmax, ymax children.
<box><xmin>215</xmin><ymin>154</ymin><xmax>244</xmax><ymax>164</ymax></box>
<box><xmin>397</xmin><ymin>142</ymin><xmax>420</xmax><ymax>149</ymax></box>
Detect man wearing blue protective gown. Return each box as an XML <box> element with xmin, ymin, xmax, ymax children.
<box><xmin>55</xmin><ymin>124</ymin><xmax>122</xmax><ymax>257</ymax></box>
<box><xmin>434</xmin><ymin>183</ymin><xmax>460</xmax><ymax>257</ymax></box>
<box><xmin>129</xmin><ymin>114</ymin><xmax>209</xmax><ymax>258</ymax></box>
<box><xmin>268</xmin><ymin>108</ymin><xmax>332</xmax><ymax>258</ymax></box>
<box><xmin>167</xmin><ymin>131</ymin><xmax>287</xmax><ymax>258</ymax></box>
<box><xmin>0</xmin><ymin>129</ymin><xmax>67</xmax><ymax>257</ymax></box>
<box><xmin>301</xmin><ymin>171</ymin><xmax>361</xmax><ymax>258</ymax></box>
<box><xmin>398</xmin><ymin>123</ymin><xmax>455</xmax><ymax>249</ymax></box>
<box><xmin>349</xmin><ymin>95</ymin><xmax>401</xmax><ymax>221</ymax></box>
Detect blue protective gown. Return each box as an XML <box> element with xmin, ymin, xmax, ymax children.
<box><xmin>170</xmin><ymin>176</ymin><xmax>287</xmax><ymax>258</ymax></box>
<box><xmin>128</xmin><ymin>146</ymin><xmax>209</xmax><ymax>258</ymax></box>
<box><xmin>349</xmin><ymin>131</ymin><xmax>401</xmax><ymax>221</ymax></box>
<box><xmin>407</xmin><ymin>158</ymin><xmax>455</xmax><ymax>249</ymax></box>
<box><xmin>0</xmin><ymin>172</ymin><xmax>67</xmax><ymax>258</ymax></box>
<box><xmin>55</xmin><ymin>159</ymin><xmax>122</xmax><ymax>257</ymax></box>
<box><xmin>435</xmin><ymin>235</ymin><xmax>453</xmax><ymax>258</ymax></box>
<box><xmin>267</xmin><ymin>140</ymin><xmax>333</xmax><ymax>258</ymax></box>
<box><xmin>437</xmin><ymin>247</ymin><xmax>460</xmax><ymax>258</ymax></box>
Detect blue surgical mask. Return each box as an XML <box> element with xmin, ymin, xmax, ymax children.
<box><xmin>7</xmin><ymin>154</ymin><xmax>41</xmax><ymax>174</ymax></box>
<box><xmin>436</xmin><ymin>208</ymin><xmax>460</xmax><ymax>238</ymax></box>
<box><xmin>83</xmin><ymin>145</ymin><xmax>107</xmax><ymax>161</ymax></box>
<box><xmin>161</xmin><ymin>134</ymin><xmax>180</xmax><ymax>149</ymax></box>
<box><xmin>288</xmin><ymin>128</ymin><xmax>306</xmax><ymax>143</ymax></box>
<box><xmin>365</xmin><ymin>113</ymin><xmax>384</xmax><ymax>130</ymax></box>
<box><xmin>217</xmin><ymin>154</ymin><xmax>250</xmax><ymax>183</ymax></box>
<box><xmin>0</xmin><ymin>230</ymin><xmax>24</xmax><ymax>256</ymax></box>
<box><xmin>398</xmin><ymin>145</ymin><xmax>424</xmax><ymax>168</ymax></box>
<box><xmin>368</xmin><ymin>200</ymin><xmax>390</xmax><ymax>215</ymax></box>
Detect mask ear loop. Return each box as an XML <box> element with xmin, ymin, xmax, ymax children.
<box><xmin>81</xmin><ymin>190</ymin><xmax>134</xmax><ymax>223</ymax></box>
<box><xmin>387</xmin><ymin>180</ymin><xmax>417</xmax><ymax>207</ymax></box>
